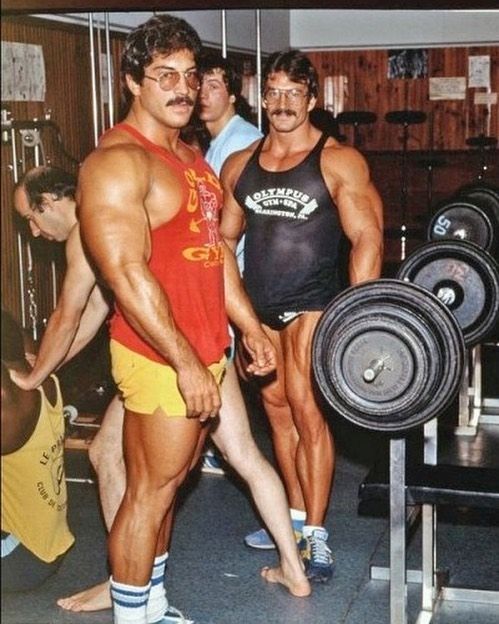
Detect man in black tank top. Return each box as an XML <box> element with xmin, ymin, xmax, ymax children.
<box><xmin>221</xmin><ymin>50</ymin><xmax>383</xmax><ymax>583</ymax></box>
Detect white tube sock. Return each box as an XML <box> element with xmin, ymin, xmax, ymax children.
<box><xmin>110</xmin><ymin>577</ymin><xmax>151</xmax><ymax>624</ymax></box>
<box><xmin>146</xmin><ymin>552</ymin><xmax>169</xmax><ymax>623</ymax></box>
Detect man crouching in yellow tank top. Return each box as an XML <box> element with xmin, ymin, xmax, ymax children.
<box><xmin>1</xmin><ymin>308</ymin><xmax>75</xmax><ymax>592</ymax></box>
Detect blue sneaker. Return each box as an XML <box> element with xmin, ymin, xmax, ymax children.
<box><xmin>244</xmin><ymin>527</ymin><xmax>276</xmax><ymax>550</ymax></box>
<box><xmin>152</xmin><ymin>605</ymin><xmax>194</xmax><ymax>623</ymax></box>
<box><xmin>299</xmin><ymin>528</ymin><xmax>335</xmax><ymax>583</ymax></box>
<box><xmin>200</xmin><ymin>450</ymin><xmax>225</xmax><ymax>475</ymax></box>
<box><xmin>244</xmin><ymin>522</ymin><xmax>304</xmax><ymax>550</ymax></box>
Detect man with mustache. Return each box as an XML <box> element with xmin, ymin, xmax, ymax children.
<box><xmin>73</xmin><ymin>17</ymin><xmax>308</xmax><ymax>624</ymax></box>
<box><xmin>220</xmin><ymin>50</ymin><xmax>384</xmax><ymax>582</ymax></box>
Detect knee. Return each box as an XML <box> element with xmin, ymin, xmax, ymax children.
<box><xmin>127</xmin><ymin>468</ymin><xmax>188</xmax><ymax>506</ymax></box>
<box><xmin>88</xmin><ymin>439</ymin><xmax>104</xmax><ymax>470</ymax></box>
<box><xmin>261</xmin><ymin>381</ymin><xmax>288</xmax><ymax>410</ymax></box>
<box><xmin>88</xmin><ymin>436</ymin><xmax>123</xmax><ymax>473</ymax></box>
<box><xmin>222</xmin><ymin>438</ymin><xmax>261</xmax><ymax>471</ymax></box>
<box><xmin>295</xmin><ymin>413</ymin><xmax>331</xmax><ymax>444</ymax></box>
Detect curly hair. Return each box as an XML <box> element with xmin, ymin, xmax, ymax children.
<box><xmin>120</xmin><ymin>14</ymin><xmax>202</xmax><ymax>114</ymax></box>
<box><xmin>122</xmin><ymin>14</ymin><xmax>202</xmax><ymax>80</ymax></box>
<box><xmin>262</xmin><ymin>50</ymin><xmax>319</xmax><ymax>99</ymax></box>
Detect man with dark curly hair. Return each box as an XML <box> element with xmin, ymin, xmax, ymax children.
<box><xmin>73</xmin><ymin>15</ymin><xmax>308</xmax><ymax>624</ymax></box>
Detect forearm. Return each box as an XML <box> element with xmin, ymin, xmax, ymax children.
<box><xmin>223</xmin><ymin>231</ymin><xmax>238</xmax><ymax>253</ymax></box>
<box><xmin>62</xmin><ymin>291</ymin><xmax>110</xmax><ymax>364</ymax></box>
<box><xmin>22</xmin><ymin>307</ymin><xmax>82</xmax><ymax>388</ymax></box>
<box><xmin>349</xmin><ymin>229</ymin><xmax>384</xmax><ymax>284</ymax></box>
<box><xmin>223</xmin><ymin>245</ymin><xmax>276</xmax><ymax>376</ymax></box>
<box><xmin>224</xmin><ymin>244</ymin><xmax>261</xmax><ymax>334</ymax></box>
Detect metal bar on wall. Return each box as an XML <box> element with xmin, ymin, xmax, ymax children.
<box><xmin>255</xmin><ymin>9</ymin><xmax>262</xmax><ymax>131</ymax></box>
<box><xmin>221</xmin><ymin>10</ymin><xmax>227</xmax><ymax>59</ymax></box>
<box><xmin>10</xmin><ymin>129</ymin><xmax>27</xmax><ymax>328</ymax></box>
<box><xmin>96</xmin><ymin>15</ymin><xmax>106</xmax><ymax>134</ymax></box>
<box><xmin>105</xmin><ymin>12</ymin><xmax>115</xmax><ymax>127</ymax></box>
<box><xmin>88</xmin><ymin>12</ymin><xmax>100</xmax><ymax>146</ymax></box>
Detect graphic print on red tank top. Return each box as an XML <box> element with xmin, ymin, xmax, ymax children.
<box><xmin>108</xmin><ymin>123</ymin><xmax>229</xmax><ymax>366</ymax></box>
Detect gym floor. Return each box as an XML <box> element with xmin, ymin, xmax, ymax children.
<box><xmin>2</xmin><ymin>348</ymin><xmax>499</xmax><ymax>624</ymax></box>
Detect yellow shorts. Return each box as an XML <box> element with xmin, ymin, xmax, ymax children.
<box><xmin>110</xmin><ymin>339</ymin><xmax>226</xmax><ymax>417</ymax></box>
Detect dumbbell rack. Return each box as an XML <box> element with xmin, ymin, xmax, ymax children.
<box><xmin>376</xmin><ymin>420</ymin><xmax>499</xmax><ymax>624</ymax></box>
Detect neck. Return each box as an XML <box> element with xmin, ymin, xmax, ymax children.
<box><xmin>58</xmin><ymin>199</ymin><xmax>78</xmax><ymax>238</ymax></box>
<box><xmin>268</xmin><ymin>119</ymin><xmax>318</xmax><ymax>151</ymax></box>
<box><xmin>206</xmin><ymin>107</ymin><xmax>236</xmax><ymax>139</ymax></box>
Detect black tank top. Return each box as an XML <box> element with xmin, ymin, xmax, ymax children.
<box><xmin>233</xmin><ymin>132</ymin><xmax>346</xmax><ymax>317</ymax></box>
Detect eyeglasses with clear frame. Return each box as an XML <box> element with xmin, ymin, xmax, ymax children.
<box><xmin>143</xmin><ymin>69</ymin><xmax>200</xmax><ymax>91</ymax></box>
<box><xmin>263</xmin><ymin>87</ymin><xmax>309</xmax><ymax>104</ymax></box>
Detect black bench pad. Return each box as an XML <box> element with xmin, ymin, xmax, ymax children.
<box><xmin>359</xmin><ymin>463</ymin><xmax>499</xmax><ymax>509</ymax></box>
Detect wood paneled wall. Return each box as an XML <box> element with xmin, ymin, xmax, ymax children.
<box><xmin>1</xmin><ymin>16</ymin><xmax>125</xmax><ymax>331</ymax></box>
<box><xmin>1</xmin><ymin>15</ymin><xmax>498</xmax><ymax>329</ymax></box>
<box><xmin>308</xmin><ymin>47</ymin><xmax>498</xmax><ymax>152</ymax></box>
<box><xmin>365</xmin><ymin>149</ymin><xmax>499</xmax><ymax>266</ymax></box>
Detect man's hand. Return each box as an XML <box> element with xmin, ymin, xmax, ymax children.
<box><xmin>176</xmin><ymin>361</ymin><xmax>222</xmax><ymax>423</ymax></box>
<box><xmin>241</xmin><ymin>328</ymin><xmax>276</xmax><ymax>377</ymax></box>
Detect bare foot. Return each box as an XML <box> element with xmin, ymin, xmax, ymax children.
<box><xmin>57</xmin><ymin>580</ymin><xmax>111</xmax><ymax>612</ymax></box>
<box><xmin>261</xmin><ymin>565</ymin><xmax>311</xmax><ymax>597</ymax></box>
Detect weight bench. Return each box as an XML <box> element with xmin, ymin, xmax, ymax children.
<box><xmin>359</xmin><ymin>462</ymin><xmax>499</xmax><ymax>510</ymax></box>
<box><xmin>359</xmin><ymin>435</ymin><xmax>499</xmax><ymax>624</ymax></box>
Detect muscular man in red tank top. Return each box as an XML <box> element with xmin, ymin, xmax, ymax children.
<box><xmin>76</xmin><ymin>15</ymin><xmax>306</xmax><ymax>624</ymax></box>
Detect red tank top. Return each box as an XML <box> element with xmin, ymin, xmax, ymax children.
<box><xmin>108</xmin><ymin>123</ymin><xmax>229</xmax><ymax>366</ymax></box>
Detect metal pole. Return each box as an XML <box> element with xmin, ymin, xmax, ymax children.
<box><xmin>11</xmin><ymin>129</ymin><xmax>27</xmax><ymax>328</ymax></box>
<box><xmin>221</xmin><ymin>10</ymin><xmax>227</xmax><ymax>59</ymax></box>
<box><xmin>88</xmin><ymin>13</ymin><xmax>100</xmax><ymax>146</ymax></box>
<box><xmin>421</xmin><ymin>419</ymin><xmax>438</xmax><ymax>614</ymax></box>
<box><xmin>96</xmin><ymin>15</ymin><xmax>106</xmax><ymax>134</ymax></box>
<box><xmin>50</xmin><ymin>262</ymin><xmax>57</xmax><ymax>310</ymax></box>
<box><xmin>105</xmin><ymin>13</ymin><xmax>115</xmax><ymax>127</ymax></box>
<box><xmin>255</xmin><ymin>9</ymin><xmax>262</xmax><ymax>131</ymax></box>
<box><xmin>390</xmin><ymin>436</ymin><xmax>408</xmax><ymax>624</ymax></box>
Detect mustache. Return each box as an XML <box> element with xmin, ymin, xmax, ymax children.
<box><xmin>272</xmin><ymin>109</ymin><xmax>296</xmax><ymax>117</ymax></box>
<box><xmin>166</xmin><ymin>96</ymin><xmax>195</xmax><ymax>107</ymax></box>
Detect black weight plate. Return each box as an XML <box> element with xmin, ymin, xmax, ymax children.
<box><xmin>312</xmin><ymin>279</ymin><xmax>464</xmax><ymax>432</ymax></box>
<box><xmin>456</xmin><ymin>183</ymin><xmax>499</xmax><ymax>223</ymax></box>
<box><xmin>428</xmin><ymin>201</ymin><xmax>495</xmax><ymax>251</ymax></box>
<box><xmin>397</xmin><ymin>240</ymin><xmax>499</xmax><ymax>346</ymax></box>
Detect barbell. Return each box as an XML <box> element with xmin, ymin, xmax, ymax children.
<box><xmin>312</xmin><ymin>279</ymin><xmax>465</xmax><ymax>432</ymax></box>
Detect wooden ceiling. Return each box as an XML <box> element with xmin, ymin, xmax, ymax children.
<box><xmin>2</xmin><ymin>0</ymin><xmax>498</xmax><ymax>15</ymax></box>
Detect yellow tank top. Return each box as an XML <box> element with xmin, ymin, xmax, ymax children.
<box><xmin>1</xmin><ymin>375</ymin><xmax>75</xmax><ymax>562</ymax></box>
